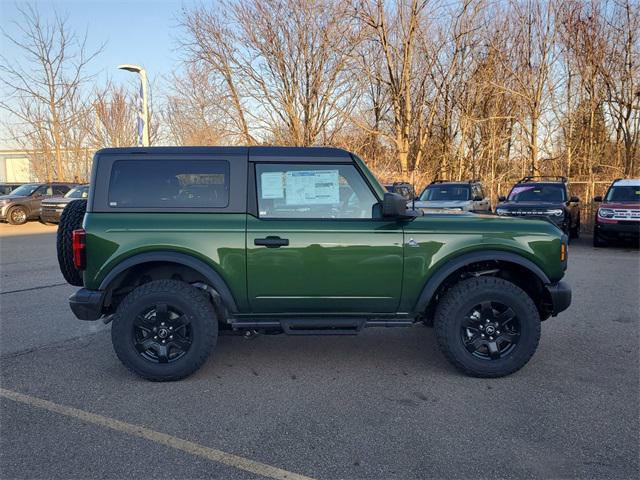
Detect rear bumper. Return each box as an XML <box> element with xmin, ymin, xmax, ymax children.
<box><xmin>545</xmin><ymin>281</ymin><xmax>572</xmax><ymax>316</ymax></box>
<box><xmin>69</xmin><ymin>288</ymin><xmax>105</xmax><ymax>320</ymax></box>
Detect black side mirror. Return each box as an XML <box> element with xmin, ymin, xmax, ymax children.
<box><xmin>593</xmin><ymin>196</ymin><xmax>603</xmax><ymax>202</ymax></box>
<box><xmin>569</xmin><ymin>196</ymin><xmax>579</xmax><ymax>203</ymax></box>
<box><xmin>498</xmin><ymin>195</ymin><xmax>506</xmax><ymax>202</ymax></box>
<box><xmin>382</xmin><ymin>192</ymin><xmax>409</xmax><ymax>217</ymax></box>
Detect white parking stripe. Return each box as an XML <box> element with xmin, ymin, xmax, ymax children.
<box><xmin>0</xmin><ymin>387</ymin><xmax>315</xmax><ymax>480</ymax></box>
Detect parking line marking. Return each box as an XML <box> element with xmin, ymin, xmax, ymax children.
<box><xmin>0</xmin><ymin>387</ymin><xmax>315</xmax><ymax>480</ymax></box>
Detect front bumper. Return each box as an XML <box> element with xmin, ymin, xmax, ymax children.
<box><xmin>40</xmin><ymin>206</ymin><xmax>64</xmax><ymax>223</ymax></box>
<box><xmin>594</xmin><ymin>221</ymin><xmax>640</xmax><ymax>240</ymax></box>
<box><xmin>545</xmin><ymin>281</ymin><xmax>572</xmax><ymax>316</ymax></box>
<box><xmin>69</xmin><ymin>288</ymin><xmax>105</xmax><ymax>320</ymax></box>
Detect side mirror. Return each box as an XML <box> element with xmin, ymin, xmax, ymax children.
<box><xmin>498</xmin><ymin>195</ymin><xmax>506</xmax><ymax>202</ymax></box>
<box><xmin>473</xmin><ymin>195</ymin><xmax>483</xmax><ymax>201</ymax></box>
<box><xmin>569</xmin><ymin>196</ymin><xmax>579</xmax><ymax>203</ymax></box>
<box><xmin>382</xmin><ymin>192</ymin><xmax>409</xmax><ymax>217</ymax></box>
<box><xmin>593</xmin><ymin>196</ymin><xmax>603</xmax><ymax>202</ymax></box>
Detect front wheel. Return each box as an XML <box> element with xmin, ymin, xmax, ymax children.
<box><xmin>434</xmin><ymin>276</ymin><xmax>541</xmax><ymax>378</ymax></box>
<box><xmin>7</xmin><ymin>206</ymin><xmax>28</xmax><ymax>225</ymax></box>
<box><xmin>111</xmin><ymin>280</ymin><xmax>218</xmax><ymax>381</ymax></box>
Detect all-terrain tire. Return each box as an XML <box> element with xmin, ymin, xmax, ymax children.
<box><xmin>111</xmin><ymin>280</ymin><xmax>218</xmax><ymax>381</ymax></box>
<box><xmin>56</xmin><ymin>200</ymin><xmax>86</xmax><ymax>286</ymax></box>
<box><xmin>434</xmin><ymin>276</ymin><xmax>541</xmax><ymax>378</ymax></box>
<box><xmin>7</xmin><ymin>205</ymin><xmax>28</xmax><ymax>225</ymax></box>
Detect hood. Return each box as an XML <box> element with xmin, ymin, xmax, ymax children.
<box><xmin>497</xmin><ymin>201</ymin><xmax>565</xmax><ymax>210</ymax></box>
<box><xmin>41</xmin><ymin>196</ymin><xmax>72</xmax><ymax>205</ymax></box>
<box><xmin>0</xmin><ymin>194</ymin><xmax>28</xmax><ymax>201</ymax></box>
<box><xmin>600</xmin><ymin>202</ymin><xmax>640</xmax><ymax>210</ymax></box>
<box><xmin>413</xmin><ymin>199</ymin><xmax>471</xmax><ymax>209</ymax></box>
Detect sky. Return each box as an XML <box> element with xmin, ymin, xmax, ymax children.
<box><xmin>0</xmin><ymin>0</ymin><xmax>199</xmax><ymax>79</ymax></box>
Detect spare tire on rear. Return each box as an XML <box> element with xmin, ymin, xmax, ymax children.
<box><xmin>57</xmin><ymin>200</ymin><xmax>87</xmax><ymax>287</ymax></box>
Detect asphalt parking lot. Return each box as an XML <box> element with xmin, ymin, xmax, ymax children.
<box><xmin>1</xmin><ymin>222</ymin><xmax>638</xmax><ymax>479</ymax></box>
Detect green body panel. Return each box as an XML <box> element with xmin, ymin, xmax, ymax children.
<box><xmin>399</xmin><ymin>213</ymin><xmax>565</xmax><ymax>312</ymax></box>
<box><xmin>246</xmin><ymin>216</ymin><xmax>403</xmax><ymax>313</ymax></box>
<box><xmin>83</xmin><ymin>213</ymin><xmax>249</xmax><ymax>311</ymax></box>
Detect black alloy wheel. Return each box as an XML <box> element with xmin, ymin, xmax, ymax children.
<box><xmin>133</xmin><ymin>303</ymin><xmax>193</xmax><ymax>363</ymax></box>
<box><xmin>461</xmin><ymin>301</ymin><xmax>520</xmax><ymax>360</ymax></box>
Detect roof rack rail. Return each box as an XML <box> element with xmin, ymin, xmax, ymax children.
<box><xmin>430</xmin><ymin>179</ymin><xmax>480</xmax><ymax>185</ymax></box>
<box><xmin>517</xmin><ymin>176</ymin><xmax>567</xmax><ymax>184</ymax></box>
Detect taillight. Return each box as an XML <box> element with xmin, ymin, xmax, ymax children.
<box><xmin>72</xmin><ymin>229</ymin><xmax>86</xmax><ymax>270</ymax></box>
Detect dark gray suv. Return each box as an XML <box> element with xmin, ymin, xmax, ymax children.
<box><xmin>0</xmin><ymin>182</ymin><xmax>77</xmax><ymax>225</ymax></box>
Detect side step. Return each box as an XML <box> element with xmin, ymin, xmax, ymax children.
<box><xmin>229</xmin><ymin>317</ymin><xmax>415</xmax><ymax>335</ymax></box>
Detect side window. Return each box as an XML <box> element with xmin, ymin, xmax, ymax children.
<box><xmin>472</xmin><ymin>185</ymin><xmax>482</xmax><ymax>200</ymax></box>
<box><xmin>256</xmin><ymin>163</ymin><xmax>378</xmax><ymax>219</ymax></box>
<box><xmin>53</xmin><ymin>186</ymin><xmax>68</xmax><ymax>195</ymax></box>
<box><xmin>108</xmin><ymin>160</ymin><xmax>229</xmax><ymax>209</ymax></box>
<box><xmin>33</xmin><ymin>185</ymin><xmax>49</xmax><ymax>196</ymax></box>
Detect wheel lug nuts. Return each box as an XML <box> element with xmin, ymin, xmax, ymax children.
<box><xmin>169</xmin><ymin>326</ymin><xmax>173</xmax><ymax>330</ymax></box>
<box><xmin>481</xmin><ymin>334</ymin><xmax>485</xmax><ymax>338</ymax></box>
<box><xmin>485</xmin><ymin>320</ymin><xmax>490</xmax><ymax>323</ymax></box>
<box><xmin>489</xmin><ymin>336</ymin><xmax>494</xmax><ymax>340</ymax></box>
<box><xmin>154</xmin><ymin>336</ymin><xmax>158</xmax><ymax>340</ymax></box>
<box><xmin>161</xmin><ymin>322</ymin><xmax>165</xmax><ymax>326</ymax></box>
<box><xmin>153</xmin><ymin>327</ymin><xmax>157</xmax><ymax>332</ymax></box>
<box><xmin>169</xmin><ymin>335</ymin><xmax>173</xmax><ymax>339</ymax></box>
<box><xmin>479</xmin><ymin>325</ymin><xmax>484</xmax><ymax>330</ymax></box>
<box><xmin>162</xmin><ymin>340</ymin><xmax>166</xmax><ymax>344</ymax></box>
<box><xmin>496</xmin><ymin>330</ymin><xmax>501</xmax><ymax>334</ymax></box>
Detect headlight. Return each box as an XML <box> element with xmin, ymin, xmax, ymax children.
<box><xmin>598</xmin><ymin>208</ymin><xmax>615</xmax><ymax>219</ymax></box>
<box><xmin>496</xmin><ymin>208</ymin><xmax>509</xmax><ymax>216</ymax></box>
<box><xmin>545</xmin><ymin>209</ymin><xmax>564</xmax><ymax>217</ymax></box>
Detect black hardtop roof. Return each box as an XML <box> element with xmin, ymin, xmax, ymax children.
<box><xmin>95</xmin><ymin>146</ymin><xmax>353</xmax><ymax>162</ymax></box>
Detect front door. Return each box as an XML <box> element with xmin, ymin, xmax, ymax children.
<box><xmin>247</xmin><ymin>162</ymin><xmax>404</xmax><ymax>314</ymax></box>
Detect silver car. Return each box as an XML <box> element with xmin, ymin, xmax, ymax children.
<box><xmin>413</xmin><ymin>181</ymin><xmax>491</xmax><ymax>213</ymax></box>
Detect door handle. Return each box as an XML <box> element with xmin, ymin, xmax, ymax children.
<box><xmin>254</xmin><ymin>236</ymin><xmax>289</xmax><ymax>248</ymax></box>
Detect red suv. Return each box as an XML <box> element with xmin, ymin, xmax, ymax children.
<box><xmin>593</xmin><ymin>179</ymin><xmax>640</xmax><ymax>247</ymax></box>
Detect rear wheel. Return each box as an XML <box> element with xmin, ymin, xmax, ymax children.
<box><xmin>56</xmin><ymin>200</ymin><xmax>86</xmax><ymax>286</ymax></box>
<box><xmin>111</xmin><ymin>280</ymin><xmax>218</xmax><ymax>381</ymax></box>
<box><xmin>7</xmin><ymin>206</ymin><xmax>27</xmax><ymax>225</ymax></box>
<box><xmin>434</xmin><ymin>276</ymin><xmax>541</xmax><ymax>378</ymax></box>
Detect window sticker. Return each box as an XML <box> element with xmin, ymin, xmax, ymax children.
<box><xmin>285</xmin><ymin>170</ymin><xmax>339</xmax><ymax>205</ymax></box>
<box><xmin>261</xmin><ymin>172</ymin><xmax>284</xmax><ymax>199</ymax></box>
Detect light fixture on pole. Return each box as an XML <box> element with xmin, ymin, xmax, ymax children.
<box><xmin>118</xmin><ymin>64</ymin><xmax>150</xmax><ymax>147</ymax></box>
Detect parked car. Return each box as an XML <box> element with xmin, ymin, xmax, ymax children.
<box><xmin>413</xmin><ymin>180</ymin><xmax>491</xmax><ymax>213</ymax></box>
<box><xmin>58</xmin><ymin>146</ymin><xmax>570</xmax><ymax>381</ymax></box>
<box><xmin>0</xmin><ymin>183</ymin><xmax>23</xmax><ymax>196</ymax></box>
<box><xmin>0</xmin><ymin>182</ymin><xmax>78</xmax><ymax>225</ymax></box>
<box><xmin>592</xmin><ymin>178</ymin><xmax>640</xmax><ymax>247</ymax></box>
<box><xmin>39</xmin><ymin>185</ymin><xmax>89</xmax><ymax>224</ymax></box>
<box><xmin>384</xmin><ymin>182</ymin><xmax>416</xmax><ymax>201</ymax></box>
<box><xmin>496</xmin><ymin>176</ymin><xmax>580</xmax><ymax>238</ymax></box>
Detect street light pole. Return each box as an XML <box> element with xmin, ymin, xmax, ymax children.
<box><xmin>118</xmin><ymin>64</ymin><xmax>150</xmax><ymax>147</ymax></box>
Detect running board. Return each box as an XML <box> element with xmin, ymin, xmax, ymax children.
<box><xmin>229</xmin><ymin>318</ymin><xmax>414</xmax><ymax>335</ymax></box>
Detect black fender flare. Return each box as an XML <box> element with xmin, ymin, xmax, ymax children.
<box><xmin>98</xmin><ymin>251</ymin><xmax>238</xmax><ymax>313</ymax></box>
<box><xmin>414</xmin><ymin>250</ymin><xmax>551</xmax><ymax>313</ymax></box>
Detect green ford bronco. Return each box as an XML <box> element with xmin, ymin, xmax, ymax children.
<box><xmin>58</xmin><ymin>147</ymin><xmax>571</xmax><ymax>381</ymax></box>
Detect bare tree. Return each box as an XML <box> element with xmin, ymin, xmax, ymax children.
<box><xmin>0</xmin><ymin>4</ymin><xmax>102</xmax><ymax>181</ymax></box>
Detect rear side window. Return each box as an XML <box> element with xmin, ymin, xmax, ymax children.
<box><xmin>108</xmin><ymin>160</ymin><xmax>229</xmax><ymax>209</ymax></box>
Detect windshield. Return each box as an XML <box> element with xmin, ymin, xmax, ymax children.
<box><xmin>65</xmin><ymin>186</ymin><xmax>89</xmax><ymax>199</ymax></box>
<box><xmin>420</xmin><ymin>185</ymin><xmax>470</xmax><ymax>201</ymax></box>
<box><xmin>605</xmin><ymin>185</ymin><xmax>640</xmax><ymax>203</ymax></box>
<box><xmin>508</xmin><ymin>184</ymin><xmax>566</xmax><ymax>202</ymax></box>
<box><xmin>8</xmin><ymin>184</ymin><xmax>39</xmax><ymax>196</ymax></box>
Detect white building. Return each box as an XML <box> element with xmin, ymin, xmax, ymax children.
<box><xmin>0</xmin><ymin>149</ymin><xmax>34</xmax><ymax>182</ymax></box>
